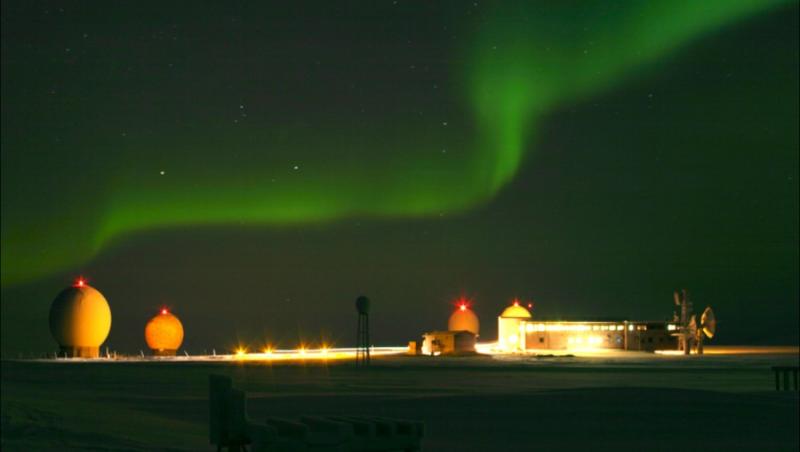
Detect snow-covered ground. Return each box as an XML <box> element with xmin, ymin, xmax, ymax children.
<box><xmin>2</xmin><ymin>346</ymin><xmax>797</xmax><ymax>450</ymax></box>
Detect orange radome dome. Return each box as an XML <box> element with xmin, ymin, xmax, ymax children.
<box><xmin>49</xmin><ymin>282</ymin><xmax>112</xmax><ymax>358</ymax></box>
<box><xmin>145</xmin><ymin>310</ymin><xmax>184</xmax><ymax>355</ymax></box>
<box><xmin>448</xmin><ymin>305</ymin><xmax>480</xmax><ymax>335</ymax></box>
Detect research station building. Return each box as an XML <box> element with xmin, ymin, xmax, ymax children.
<box><xmin>419</xmin><ymin>302</ymin><xmax>479</xmax><ymax>355</ymax></box>
<box><xmin>498</xmin><ymin>302</ymin><xmax>677</xmax><ymax>352</ymax></box>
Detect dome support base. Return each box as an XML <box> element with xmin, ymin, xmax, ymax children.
<box><xmin>59</xmin><ymin>346</ymin><xmax>100</xmax><ymax>358</ymax></box>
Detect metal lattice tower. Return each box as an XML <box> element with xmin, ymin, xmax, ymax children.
<box><xmin>673</xmin><ymin>289</ymin><xmax>694</xmax><ymax>354</ymax></box>
<box><xmin>355</xmin><ymin>295</ymin><xmax>370</xmax><ymax>366</ymax></box>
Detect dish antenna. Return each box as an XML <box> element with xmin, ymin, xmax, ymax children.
<box><xmin>694</xmin><ymin>307</ymin><xmax>716</xmax><ymax>354</ymax></box>
<box><xmin>671</xmin><ymin>290</ymin><xmax>716</xmax><ymax>355</ymax></box>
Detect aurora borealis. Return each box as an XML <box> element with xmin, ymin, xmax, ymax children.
<box><xmin>2</xmin><ymin>1</ymin><xmax>798</xmax><ymax>353</ymax></box>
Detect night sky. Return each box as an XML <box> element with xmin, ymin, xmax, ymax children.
<box><xmin>2</xmin><ymin>1</ymin><xmax>798</xmax><ymax>356</ymax></box>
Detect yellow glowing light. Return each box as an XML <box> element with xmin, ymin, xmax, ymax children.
<box><xmin>213</xmin><ymin>346</ymin><xmax>406</xmax><ymax>362</ymax></box>
<box><xmin>508</xmin><ymin>335</ymin><xmax>518</xmax><ymax>344</ymax></box>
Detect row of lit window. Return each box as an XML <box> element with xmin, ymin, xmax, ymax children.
<box><xmin>567</xmin><ymin>336</ymin><xmax>605</xmax><ymax>345</ymax></box>
<box><xmin>520</xmin><ymin>323</ymin><xmax>678</xmax><ymax>333</ymax></box>
<box><xmin>521</xmin><ymin>323</ymin><xmax>626</xmax><ymax>333</ymax></box>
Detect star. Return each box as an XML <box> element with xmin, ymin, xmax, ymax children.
<box><xmin>159</xmin><ymin>170</ymin><xmax>165</xmax><ymax>176</ymax></box>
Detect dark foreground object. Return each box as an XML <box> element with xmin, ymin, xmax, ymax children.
<box><xmin>1</xmin><ymin>358</ymin><xmax>798</xmax><ymax>450</ymax></box>
<box><xmin>209</xmin><ymin>374</ymin><xmax>423</xmax><ymax>451</ymax></box>
<box><xmin>772</xmin><ymin>366</ymin><xmax>799</xmax><ymax>391</ymax></box>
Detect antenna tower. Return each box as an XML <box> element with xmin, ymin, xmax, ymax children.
<box><xmin>355</xmin><ymin>295</ymin><xmax>371</xmax><ymax>366</ymax></box>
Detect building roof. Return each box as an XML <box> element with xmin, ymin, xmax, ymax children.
<box><xmin>422</xmin><ymin>330</ymin><xmax>476</xmax><ymax>337</ymax></box>
<box><xmin>500</xmin><ymin>304</ymin><xmax>532</xmax><ymax>319</ymax></box>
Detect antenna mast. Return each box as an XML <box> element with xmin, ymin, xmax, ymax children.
<box><xmin>355</xmin><ymin>295</ymin><xmax>371</xmax><ymax>366</ymax></box>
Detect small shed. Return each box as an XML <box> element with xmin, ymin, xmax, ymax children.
<box><xmin>421</xmin><ymin>330</ymin><xmax>476</xmax><ymax>356</ymax></box>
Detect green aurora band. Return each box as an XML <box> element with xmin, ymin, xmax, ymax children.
<box><xmin>1</xmin><ymin>0</ymin><xmax>791</xmax><ymax>286</ymax></box>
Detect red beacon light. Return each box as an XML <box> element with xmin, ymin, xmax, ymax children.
<box><xmin>160</xmin><ymin>308</ymin><xmax>169</xmax><ymax>315</ymax></box>
<box><xmin>74</xmin><ymin>277</ymin><xmax>86</xmax><ymax>288</ymax></box>
<box><xmin>454</xmin><ymin>297</ymin><xmax>472</xmax><ymax>311</ymax></box>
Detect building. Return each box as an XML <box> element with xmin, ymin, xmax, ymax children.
<box><xmin>421</xmin><ymin>330</ymin><xmax>477</xmax><ymax>355</ymax></box>
<box><xmin>417</xmin><ymin>302</ymin><xmax>480</xmax><ymax>355</ymax></box>
<box><xmin>497</xmin><ymin>301</ymin><xmax>678</xmax><ymax>352</ymax></box>
<box><xmin>49</xmin><ymin>278</ymin><xmax>112</xmax><ymax>358</ymax></box>
<box><xmin>521</xmin><ymin>320</ymin><xmax>677</xmax><ymax>352</ymax></box>
<box><xmin>497</xmin><ymin>301</ymin><xmax>532</xmax><ymax>352</ymax></box>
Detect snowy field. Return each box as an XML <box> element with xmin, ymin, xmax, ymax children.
<box><xmin>2</xmin><ymin>346</ymin><xmax>798</xmax><ymax>451</ymax></box>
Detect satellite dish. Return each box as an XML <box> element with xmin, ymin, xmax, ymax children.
<box><xmin>355</xmin><ymin>296</ymin><xmax>370</xmax><ymax>314</ymax></box>
<box><xmin>700</xmin><ymin>307</ymin><xmax>716</xmax><ymax>339</ymax></box>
